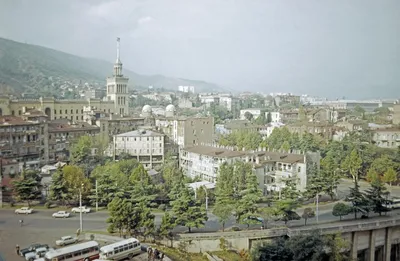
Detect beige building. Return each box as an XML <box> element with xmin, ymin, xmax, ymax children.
<box><xmin>335</xmin><ymin>120</ymin><xmax>367</xmax><ymax>132</ymax></box>
<box><xmin>287</xmin><ymin>121</ymin><xmax>335</xmax><ymax>139</ymax></box>
<box><xmin>372</xmin><ymin>127</ymin><xmax>400</xmax><ymax>149</ymax></box>
<box><xmin>112</xmin><ymin>129</ymin><xmax>165</xmax><ymax>169</ymax></box>
<box><xmin>0</xmin><ymin>38</ymin><xmax>130</xmax><ymax>120</ymax></box>
<box><xmin>155</xmin><ymin>114</ymin><xmax>214</xmax><ymax>148</ymax></box>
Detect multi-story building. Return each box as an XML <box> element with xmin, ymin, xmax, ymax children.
<box><xmin>0</xmin><ymin>38</ymin><xmax>130</xmax><ymax>119</ymax></box>
<box><xmin>0</xmin><ymin>116</ymin><xmax>48</xmax><ymax>168</ymax></box>
<box><xmin>287</xmin><ymin>122</ymin><xmax>335</xmax><ymax>140</ymax></box>
<box><xmin>179</xmin><ymin>145</ymin><xmax>245</xmax><ymax>182</ymax></box>
<box><xmin>259</xmin><ymin>122</ymin><xmax>285</xmax><ymax>137</ymax></box>
<box><xmin>48</xmin><ymin>119</ymin><xmax>100</xmax><ymax>162</ymax></box>
<box><xmin>179</xmin><ymin>145</ymin><xmax>311</xmax><ymax>194</ymax></box>
<box><xmin>96</xmin><ymin>115</ymin><xmax>145</xmax><ymax>141</ymax></box>
<box><xmin>215</xmin><ymin>120</ymin><xmax>260</xmax><ymax>135</ymax></box>
<box><xmin>335</xmin><ymin>120</ymin><xmax>367</xmax><ymax>132</ymax></box>
<box><xmin>112</xmin><ymin>129</ymin><xmax>165</xmax><ymax>169</ymax></box>
<box><xmin>393</xmin><ymin>104</ymin><xmax>400</xmax><ymax>125</ymax></box>
<box><xmin>155</xmin><ymin>114</ymin><xmax>214</xmax><ymax>148</ymax></box>
<box><xmin>372</xmin><ymin>127</ymin><xmax>400</xmax><ymax>149</ymax></box>
<box><xmin>178</xmin><ymin>86</ymin><xmax>195</xmax><ymax>93</ymax></box>
<box><xmin>0</xmin><ymin>158</ymin><xmax>19</xmax><ymax>177</ymax></box>
<box><xmin>240</xmin><ymin>108</ymin><xmax>263</xmax><ymax>120</ymax></box>
<box><xmin>85</xmin><ymin>88</ymin><xmax>106</xmax><ymax>99</ymax></box>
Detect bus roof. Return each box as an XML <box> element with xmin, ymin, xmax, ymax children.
<box><xmin>99</xmin><ymin>238</ymin><xmax>139</xmax><ymax>252</ymax></box>
<box><xmin>45</xmin><ymin>241</ymin><xmax>99</xmax><ymax>258</ymax></box>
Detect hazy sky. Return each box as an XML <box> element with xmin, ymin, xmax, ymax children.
<box><xmin>0</xmin><ymin>0</ymin><xmax>399</xmax><ymax>98</ymax></box>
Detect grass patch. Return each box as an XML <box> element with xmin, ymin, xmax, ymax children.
<box><xmin>153</xmin><ymin>246</ymin><xmax>208</xmax><ymax>261</ymax></box>
<box><xmin>212</xmin><ymin>251</ymin><xmax>242</xmax><ymax>261</ymax></box>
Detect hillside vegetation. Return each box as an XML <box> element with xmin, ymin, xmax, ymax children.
<box><xmin>0</xmin><ymin>37</ymin><xmax>221</xmax><ymax>96</ymax></box>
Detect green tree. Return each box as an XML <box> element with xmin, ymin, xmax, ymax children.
<box><xmin>251</xmin><ymin>237</ymin><xmax>293</xmax><ymax>261</ymax></box>
<box><xmin>286</xmin><ymin>230</ymin><xmax>325</xmax><ymax>261</ymax></box>
<box><xmin>159</xmin><ymin>212</ymin><xmax>175</xmax><ymax>246</ymax></box>
<box><xmin>365</xmin><ymin>172</ymin><xmax>390</xmax><ymax>216</ymax></box>
<box><xmin>171</xmin><ymin>186</ymin><xmax>208</xmax><ymax>233</ymax></box>
<box><xmin>62</xmin><ymin>165</ymin><xmax>91</xmax><ymax>201</ymax></box>
<box><xmin>320</xmin><ymin>153</ymin><xmax>341</xmax><ymax>200</ymax></box>
<box><xmin>370</xmin><ymin>155</ymin><xmax>395</xmax><ymax>175</ymax></box>
<box><xmin>48</xmin><ymin>168</ymin><xmax>69</xmax><ymax>205</ymax></box>
<box><xmin>332</xmin><ymin>202</ymin><xmax>353</xmax><ymax>221</ymax></box>
<box><xmin>280</xmin><ymin>141</ymin><xmax>291</xmax><ymax>152</ymax></box>
<box><xmin>345</xmin><ymin>180</ymin><xmax>368</xmax><ymax>219</ymax></box>
<box><xmin>213</xmin><ymin>203</ymin><xmax>233</xmax><ymax>232</ymax></box>
<box><xmin>301</xmin><ymin>207</ymin><xmax>315</xmax><ymax>226</ymax></box>
<box><xmin>235</xmin><ymin>170</ymin><xmax>263</xmax><ymax>225</ymax></box>
<box><xmin>12</xmin><ymin>170</ymin><xmax>42</xmax><ymax>207</ymax></box>
<box><xmin>276</xmin><ymin>178</ymin><xmax>301</xmax><ymax>225</ymax></box>
<box><xmin>383</xmin><ymin>167</ymin><xmax>397</xmax><ymax>187</ymax></box>
<box><xmin>69</xmin><ymin>135</ymin><xmax>93</xmax><ymax>164</ymax></box>
<box><xmin>341</xmin><ymin>149</ymin><xmax>362</xmax><ymax>182</ymax></box>
<box><xmin>244</xmin><ymin>111</ymin><xmax>253</xmax><ymax>121</ymax></box>
<box><xmin>107</xmin><ymin>197</ymin><xmax>142</xmax><ymax>237</ymax></box>
<box><xmin>138</xmin><ymin>201</ymin><xmax>155</xmax><ymax>240</ymax></box>
<box><xmin>325</xmin><ymin>233</ymin><xmax>350</xmax><ymax>261</ymax></box>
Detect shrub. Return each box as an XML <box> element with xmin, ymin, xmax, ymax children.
<box><xmin>150</xmin><ymin>202</ymin><xmax>158</xmax><ymax>208</ymax></box>
<box><xmin>231</xmin><ymin>226</ymin><xmax>240</xmax><ymax>231</ymax></box>
<box><xmin>90</xmin><ymin>234</ymin><xmax>95</xmax><ymax>240</ymax></box>
<box><xmin>44</xmin><ymin>202</ymin><xmax>51</xmax><ymax>209</ymax></box>
<box><xmin>158</xmin><ymin>204</ymin><xmax>167</xmax><ymax>211</ymax></box>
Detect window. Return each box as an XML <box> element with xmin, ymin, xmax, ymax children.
<box><xmin>71</xmin><ymin>109</ymin><xmax>73</xmax><ymax>114</ymax></box>
<box><xmin>76</xmin><ymin>109</ymin><xmax>79</xmax><ymax>113</ymax></box>
<box><xmin>60</xmin><ymin>110</ymin><xmax>62</xmax><ymax>114</ymax></box>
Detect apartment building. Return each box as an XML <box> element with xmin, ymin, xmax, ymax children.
<box><xmin>335</xmin><ymin>120</ymin><xmax>367</xmax><ymax>132</ymax></box>
<box><xmin>372</xmin><ymin>127</ymin><xmax>400</xmax><ymax>149</ymax></box>
<box><xmin>112</xmin><ymin>129</ymin><xmax>165</xmax><ymax>169</ymax></box>
<box><xmin>97</xmin><ymin>115</ymin><xmax>145</xmax><ymax>141</ymax></box>
<box><xmin>0</xmin><ymin>116</ymin><xmax>48</xmax><ymax>168</ymax></box>
<box><xmin>48</xmin><ymin>119</ymin><xmax>100</xmax><ymax>162</ymax></box>
<box><xmin>179</xmin><ymin>145</ymin><xmax>310</xmax><ymax>194</ymax></box>
<box><xmin>179</xmin><ymin>145</ymin><xmax>245</xmax><ymax>182</ymax></box>
<box><xmin>215</xmin><ymin>120</ymin><xmax>260</xmax><ymax>135</ymax></box>
<box><xmin>155</xmin><ymin>116</ymin><xmax>214</xmax><ymax>147</ymax></box>
<box><xmin>0</xmin><ymin>158</ymin><xmax>19</xmax><ymax>177</ymax></box>
<box><xmin>287</xmin><ymin>122</ymin><xmax>335</xmax><ymax>140</ymax></box>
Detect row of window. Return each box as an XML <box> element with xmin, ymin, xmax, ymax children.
<box><xmin>112</xmin><ymin>242</ymin><xmax>140</xmax><ymax>255</ymax></box>
<box><xmin>119</xmin><ymin>137</ymin><xmax>163</xmax><ymax>142</ymax></box>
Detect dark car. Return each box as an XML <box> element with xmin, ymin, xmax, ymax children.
<box><xmin>20</xmin><ymin>244</ymin><xmax>49</xmax><ymax>257</ymax></box>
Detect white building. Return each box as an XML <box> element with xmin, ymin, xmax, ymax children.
<box><xmin>219</xmin><ymin>96</ymin><xmax>239</xmax><ymax>112</ymax></box>
<box><xmin>259</xmin><ymin>122</ymin><xmax>285</xmax><ymax>137</ymax></box>
<box><xmin>180</xmin><ymin>145</ymin><xmax>245</xmax><ymax>182</ymax></box>
<box><xmin>240</xmin><ymin>108</ymin><xmax>263</xmax><ymax>120</ymax></box>
<box><xmin>180</xmin><ymin>145</ymin><xmax>311</xmax><ymax>194</ymax></box>
<box><xmin>269</xmin><ymin>112</ymin><xmax>281</xmax><ymax>123</ymax></box>
<box><xmin>178</xmin><ymin>86</ymin><xmax>195</xmax><ymax>93</ymax></box>
<box><xmin>112</xmin><ymin>129</ymin><xmax>165</xmax><ymax>169</ymax></box>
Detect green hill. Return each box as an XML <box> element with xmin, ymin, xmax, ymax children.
<box><xmin>0</xmin><ymin>37</ymin><xmax>222</xmax><ymax>96</ymax></box>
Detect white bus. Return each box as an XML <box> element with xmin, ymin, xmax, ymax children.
<box><xmin>384</xmin><ymin>198</ymin><xmax>400</xmax><ymax>209</ymax></box>
<box><xmin>43</xmin><ymin>241</ymin><xmax>100</xmax><ymax>261</ymax></box>
<box><xmin>99</xmin><ymin>238</ymin><xmax>141</xmax><ymax>260</ymax></box>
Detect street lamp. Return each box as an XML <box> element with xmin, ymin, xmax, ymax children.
<box><xmin>79</xmin><ymin>183</ymin><xmax>84</xmax><ymax>232</ymax></box>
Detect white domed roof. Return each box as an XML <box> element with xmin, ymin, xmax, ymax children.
<box><xmin>142</xmin><ymin>105</ymin><xmax>152</xmax><ymax>113</ymax></box>
<box><xmin>166</xmin><ymin>104</ymin><xmax>176</xmax><ymax>112</ymax></box>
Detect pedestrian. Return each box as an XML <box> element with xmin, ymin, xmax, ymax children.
<box><xmin>16</xmin><ymin>244</ymin><xmax>20</xmax><ymax>255</ymax></box>
<box><xmin>154</xmin><ymin>248</ymin><xmax>159</xmax><ymax>260</ymax></box>
<box><xmin>160</xmin><ymin>252</ymin><xmax>165</xmax><ymax>261</ymax></box>
<box><xmin>147</xmin><ymin>247</ymin><xmax>152</xmax><ymax>261</ymax></box>
<box><xmin>19</xmin><ymin>219</ymin><xmax>23</xmax><ymax>227</ymax></box>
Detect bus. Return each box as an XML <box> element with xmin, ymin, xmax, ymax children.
<box><xmin>99</xmin><ymin>238</ymin><xmax>141</xmax><ymax>260</ymax></box>
<box><xmin>384</xmin><ymin>198</ymin><xmax>400</xmax><ymax>209</ymax></box>
<box><xmin>43</xmin><ymin>241</ymin><xmax>99</xmax><ymax>261</ymax></box>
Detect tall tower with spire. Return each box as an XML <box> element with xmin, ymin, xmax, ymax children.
<box><xmin>107</xmin><ymin>37</ymin><xmax>129</xmax><ymax>115</ymax></box>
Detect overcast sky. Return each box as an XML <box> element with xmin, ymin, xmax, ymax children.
<box><xmin>0</xmin><ymin>0</ymin><xmax>399</xmax><ymax>98</ymax></box>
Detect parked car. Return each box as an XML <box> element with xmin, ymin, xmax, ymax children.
<box><xmin>24</xmin><ymin>247</ymin><xmax>54</xmax><ymax>261</ymax></box>
<box><xmin>15</xmin><ymin>207</ymin><xmax>33</xmax><ymax>214</ymax></box>
<box><xmin>19</xmin><ymin>244</ymin><xmax>49</xmax><ymax>257</ymax></box>
<box><xmin>71</xmin><ymin>206</ymin><xmax>91</xmax><ymax>213</ymax></box>
<box><xmin>52</xmin><ymin>211</ymin><xmax>70</xmax><ymax>218</ymax></box>
<box><xmin>55</xmin><ymin>236</ymin><xmax>78</xmax><ymax>246</ymax></box>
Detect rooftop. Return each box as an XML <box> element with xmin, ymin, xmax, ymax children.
<box><xmin>48</xmin><ymin>119</ymin><xmax>99</xmax><ymax>132</ymax></box>
<box><xmin>0</xmin><ymin>116</ymin><xmax>40</xmax><ymax>126</ymax></box>
<box><xmin>183</xmin><ymin>145</ymin><xmax>245</xmax><ymax>158</ymax></box>
<box><xmin>246</xmin><ymin>151</ymin><xmax>305</xmax><ymax>164</ymax></box>
<box><xmin>115</xmin><ymin>129</ymin><xmax>164</xmax><ymax>137</ymax></box>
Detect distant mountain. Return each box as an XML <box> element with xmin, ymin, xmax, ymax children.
<box><xmin>0</xmin><ymin>37</ymin><xmax>223</xmax><ymax>96</ymax></box>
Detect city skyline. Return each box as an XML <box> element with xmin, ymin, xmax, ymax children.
<box><xmin>0</xmin><ymin>0</ymin><xmax>399</xmax><ymax>98</ymax></box>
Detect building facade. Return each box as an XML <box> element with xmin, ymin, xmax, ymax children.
<box><xmin>113</xmin><ymin>130</ymin><xmax>165</xmax><ymax>169</ymax></box>
<box><xmin>393</xmin><ymin>104</ymin><xmax>400</xmax><ymax>125</ymax></box>
<box><xmin>372</xmin><ymin>128</ymin><xmax>400</xmax><ymax>149</ymax></box>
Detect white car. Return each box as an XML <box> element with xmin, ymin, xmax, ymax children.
<box><xmin>25</xmin><ymin>247</ymin><xmax>53</xmax><ymax>261</ymax></box>
<box><xmin>71</xmin><ymin>206</ymin><xmax>91</xmax><ymax>213</ymax></box>
<box><xmin>52</xmin><ymin>211</ymin><xmax>70</xmax><ymax>218</ymax></box>
<box><xmin>15</xmin><ymin>207</ymin><xmax>33</xmax><ymax>214</ymax></box>
<box><xmin>55</xmin><ymin>236</ymin><xmax>78</xmax><ymax>246</ymax></box>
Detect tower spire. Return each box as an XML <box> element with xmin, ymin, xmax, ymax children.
<box><xmin>116</xmin><ymin>37</ymin><xmax>121</xmax><ymax>62</ymax></box>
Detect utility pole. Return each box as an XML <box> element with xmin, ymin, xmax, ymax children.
<box><xmin>316</xmin><ymin>192</ymin><xmax>319</xmax><ymax>223</ymax></box>
<box><xmin>79</xmin><ymin>184</ymin><xmax>83</xmax><ymax>232</ymax></box>
<box><xmin>95</xmin><ymin>180</ymin><xmax>98</xmax><ymax>212</ymax></box>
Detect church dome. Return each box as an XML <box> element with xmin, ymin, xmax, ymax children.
<box><xmin>142</xmin><ymin>105</ymin><xmax>152</xmax><ymax>113</ymax></box>
<box><xmin>166</xmin><ymin>104</ymin><xmax>176</xmax><ymax>112</ymax></box>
